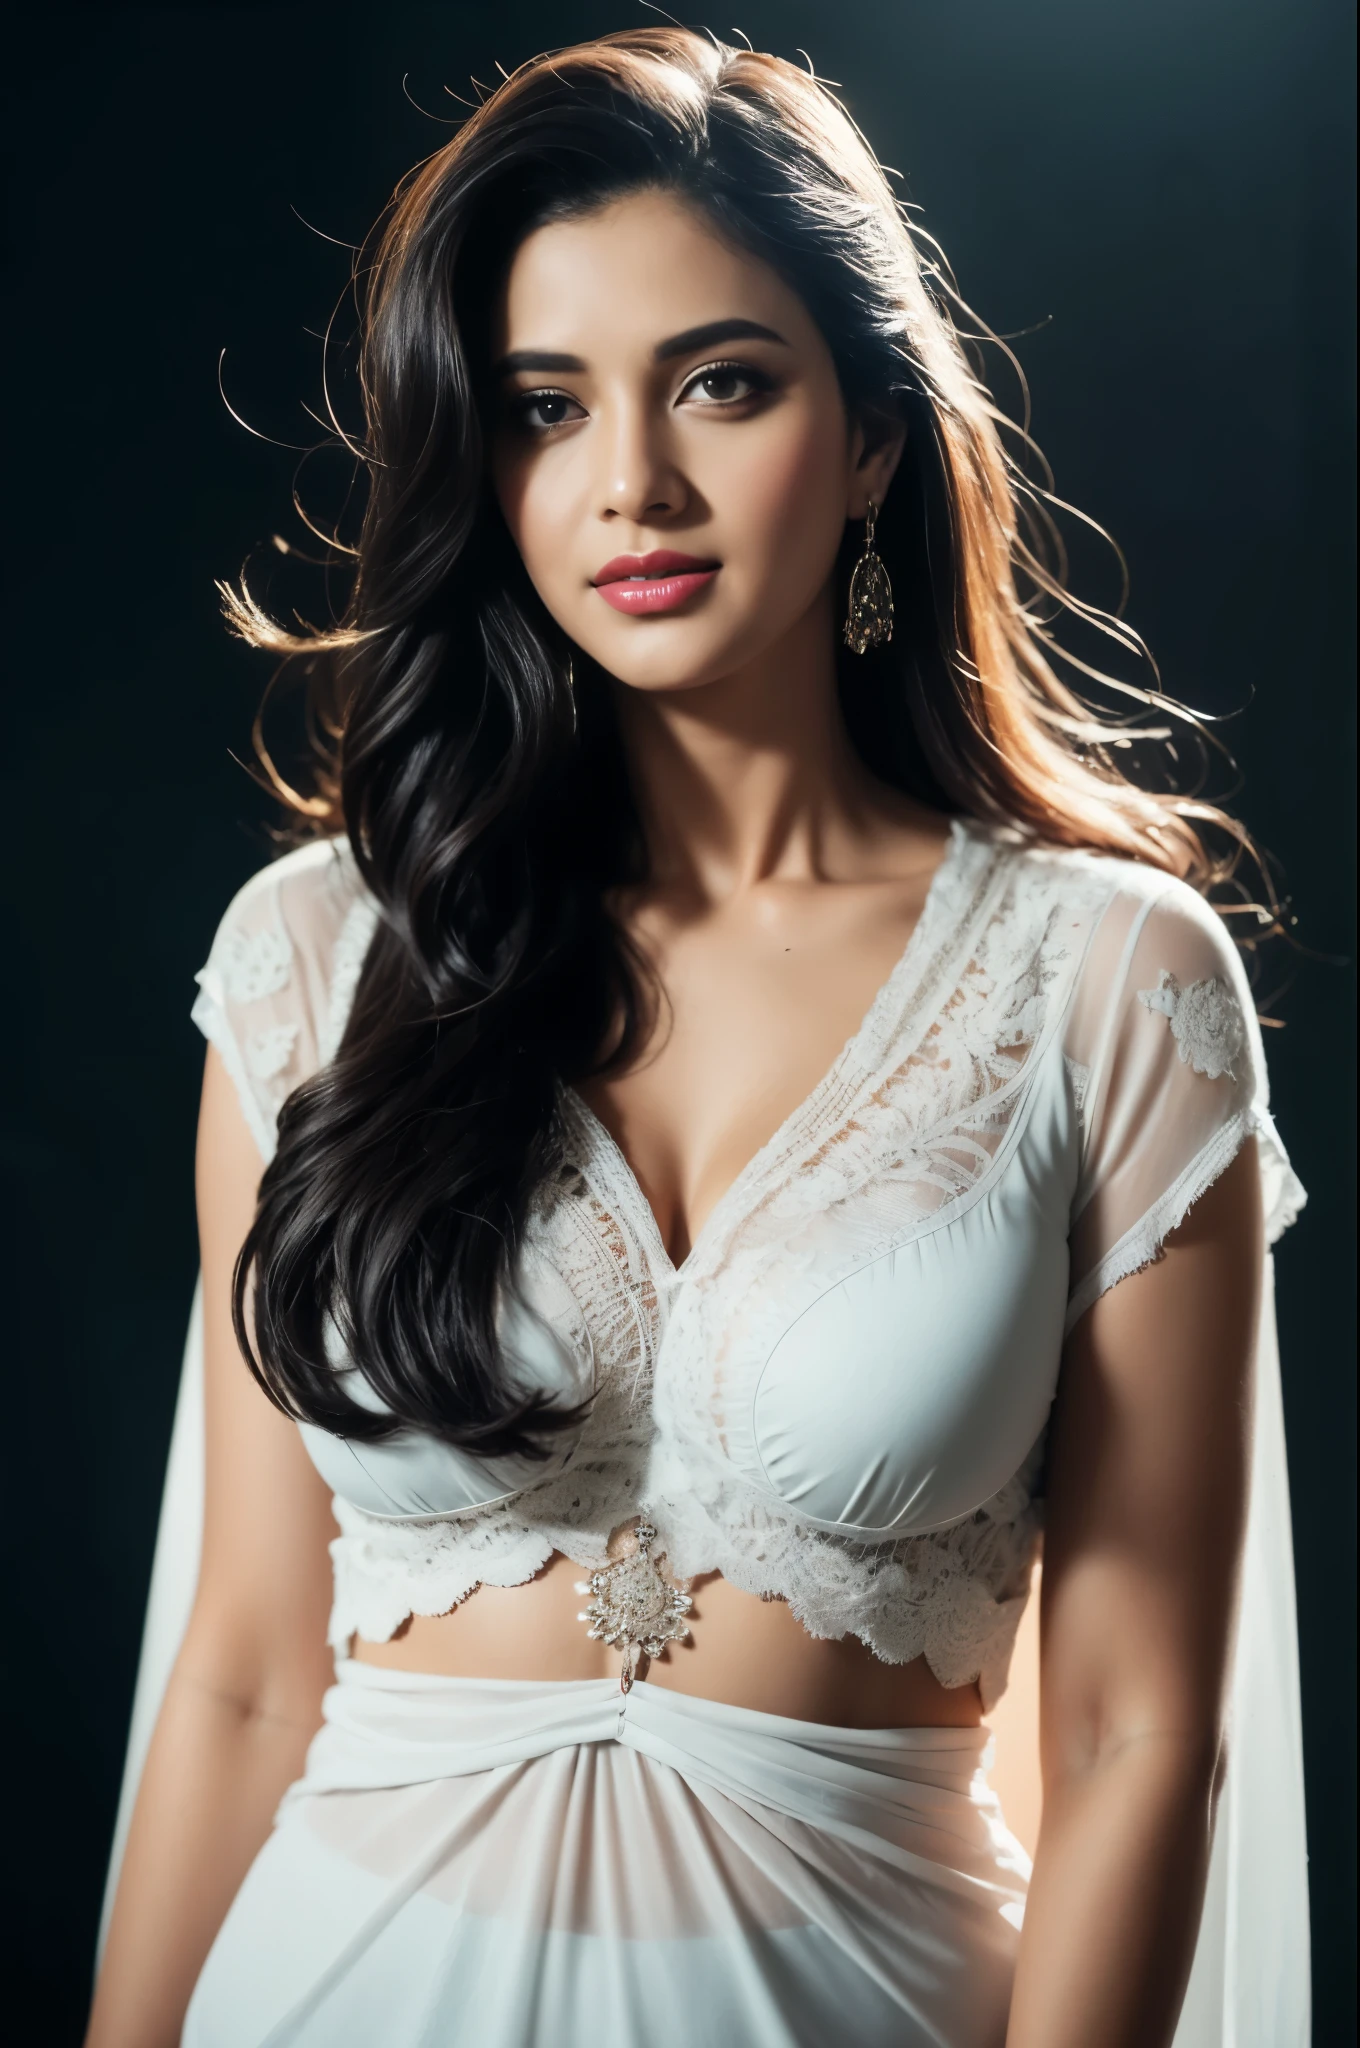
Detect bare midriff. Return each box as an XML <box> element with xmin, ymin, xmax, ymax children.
<box><xmin>350</xmin><ymin>1551</ymin><xmax>983</xmax><ymax>1729</ymax></box>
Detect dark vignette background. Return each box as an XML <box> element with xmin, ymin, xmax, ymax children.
<box><xmin>2</xmin><ymin>3</ymin><xmax>1353</xmax><ymax>2040</ymax></box>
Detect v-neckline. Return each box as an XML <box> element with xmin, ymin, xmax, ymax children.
<box><xmin>563</xmin><ymin>818</ymin><xmax>990</xmax><ymax>1285</ymax></box>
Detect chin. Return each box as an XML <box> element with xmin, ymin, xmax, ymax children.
<box><xmin>582</xmin><ymin>632</ymin><xmax>743</xmax><ymax>696</ymax></box>
<box><xmin>611</xmin><ymin>663</ymin><xmax>733</xmax><ymax>697</ymax></box>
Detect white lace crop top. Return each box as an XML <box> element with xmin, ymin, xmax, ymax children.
<box><xmin>192</xmin><ymin>820</ymin><xmax>1304</xmax><ymax>1708</ymax></box>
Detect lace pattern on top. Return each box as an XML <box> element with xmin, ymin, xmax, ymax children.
<box><xmin>328</xmin><ymin>1164</ymin><xmax>661</xmax><ymax>1649</ymax></box>
<box><xmin>1138</xmin><ymin>970</ymin><xmax>1246</xmax><ymax>1081</ymax></box>
<box><xmin>193</xmin><ymin>826</ymin><xmax>1305</xmax><ymax>1708</ymax></box>
<box><xmin>1063</xmin><ymin>880</ymin><xmax>1303</xmax><ymax>1329</ymax></box>
<box><xmin>191</xmin><ymin>838</ymin><xmax>362</xmax><ymax>1161</ymax></box>
<box><xmin>639</xmin><ymin>831</ymin><xmax>1101</xmax><ymax>1705</ymax></box>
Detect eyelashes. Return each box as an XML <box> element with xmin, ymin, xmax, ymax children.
<box><xmin>506</xmin><ymin>357</ymin><xmax>777</xmax><ymax>433</ymax></box>
<box><xmin>511</xmin><ymin>390</ymin><xmax>586</xmax><ymax>431</ymax></box>
<box><xmin>677</xmin><ymin>358</ymin><xmax>776</xmax><ymax>407</ymax></box>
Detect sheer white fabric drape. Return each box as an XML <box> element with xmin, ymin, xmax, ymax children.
<box><xmin>1173</xmin><ymin>1257</ymin><xmax>1310</xmax><ymax>2044</ymax></box>
<box><xmin>99</xmin><ymin>1279</ymin><xmax>205</xmax><ymax>1959</ymax></box>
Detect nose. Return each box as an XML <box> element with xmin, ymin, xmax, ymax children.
<box><xmin>597</xmin><ymin>393</ymin><xmax>685</xmax><ymax>526</ymax></box>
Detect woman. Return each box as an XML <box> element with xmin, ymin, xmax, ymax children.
<box><xmin>88</xmin><ymin>27</ymin><xmax>1307</xmax><ymax>2048</ymax></box>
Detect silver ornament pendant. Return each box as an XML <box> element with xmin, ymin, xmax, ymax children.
<box><xmin>843</xmin><ymin>502</ymin><xmax>894</xmax><ymax>654</ymax></box>
<box><xmin>576</xmin><ymin>1520</ymin><xmax>693</xmax><ymax>1692</ymax></box>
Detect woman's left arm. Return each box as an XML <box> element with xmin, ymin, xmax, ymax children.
<box><xmin>1006</xmin><ymin>1138</ymin><xmax>1263</xmax><ymax>2048</ymax></box>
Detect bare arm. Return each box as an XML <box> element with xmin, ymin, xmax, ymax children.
<box><xmin>87</xmin><ymin>1049</ymin><xmax>337</xmax><ymax>2048</ymax></box>
<box><xmin>1006</xmin><ymin>1141</ymin><xmax>1262</xmax><ymax>2048</ymax></box>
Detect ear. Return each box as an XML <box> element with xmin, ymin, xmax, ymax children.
<box><xmin>845</xmin><ymin>411</ymin><xmax>907</xmax><ymax>521</ymax></box>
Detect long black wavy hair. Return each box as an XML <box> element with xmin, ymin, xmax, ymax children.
<box><xmin>226</xmin><ymin>28</ymin><xmax>1260</xmax><ymax>1460</ymax></box>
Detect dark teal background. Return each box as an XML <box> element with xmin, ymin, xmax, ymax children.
<box><xmin>2</xmin><ymin>3</ymin><xmax>1353</xmax><ymax>2039</ymax></box>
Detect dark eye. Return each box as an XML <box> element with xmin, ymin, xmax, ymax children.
<box><xmin>681</xmin><ymin>361</ymin><xmax>771</xmax><ymax>408</ymax></box>
<box><xmin>514</xmin><ymin>390</ymin><xmax>586</xmax><ymax>431</ymax></box>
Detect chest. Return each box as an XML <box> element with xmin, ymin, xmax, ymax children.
<box><xmin>672</xmin><ymin>1043</ymin><xmax>1082</xmax><ymax>1536</ymax></box>
<box><xmin>578</xmin><ymin>882</ymin><xmax>935</xmax><ymax>1265</ymax></box>
<box><xmin>301</xmin><ymin>831</ymin><xmax>1097</xmax><ymax>1540</ymax></box>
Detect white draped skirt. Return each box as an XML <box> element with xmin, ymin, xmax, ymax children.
<box><xmin>183</xmin><ymin>1659</ymin><xmax>1030</xmax><ymax>2047</ymax></box>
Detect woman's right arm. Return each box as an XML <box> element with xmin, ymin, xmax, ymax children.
<box><xmin>86</xmin><ymin>1048</ymin><xmax>338</xmax><ymax>2048</ymax></box>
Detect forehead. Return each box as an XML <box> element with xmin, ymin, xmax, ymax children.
<box><xmin>492</xmin><ymin>187</ymin><xmax>812</xmax><ymax>356</ymax></box>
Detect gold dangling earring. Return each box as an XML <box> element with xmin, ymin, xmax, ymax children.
<box><xmin>843</xmin><ymin>499</ymin><xmax>894</xmax><ymax>654</ymax></box>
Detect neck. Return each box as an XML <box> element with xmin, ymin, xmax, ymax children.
<box><xmin>611</xmin><ymin>587</ymin><xmax>888</xmax><ymax>903</ymax></box>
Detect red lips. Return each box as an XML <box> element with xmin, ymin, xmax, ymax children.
<box><xmin>593</xmin><ymin>550</ymin><xmax>717</xmax><ymax>584</ymax></box>
<box><xmin>592</xmin><ymin>549</ymin><xmax>720</xmax><ymax>616</ymax></box>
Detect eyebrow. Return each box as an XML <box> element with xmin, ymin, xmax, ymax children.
<box><xmin>494</xmin><ymin>318</ymin><xmax>790</xmax><ymax>378</ymax></box>
<box><xmin>655</xmin><ymin>318</ymin><xmax>790</xmax><ymax>361</ymax></box>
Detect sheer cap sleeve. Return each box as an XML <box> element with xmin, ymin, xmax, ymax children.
<box><xmin>1066</xmin><ymin>871</ymin><xmax>1305</xmax><ymax>1330</ymax></box>
<box><xmin>190</xmin><ymin>837</ymin><xmax>379</xmax><ymax>1162</ymax></box>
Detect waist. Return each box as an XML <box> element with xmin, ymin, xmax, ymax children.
<box><xmin>350</xmin><ymin>1553</ymin><xmax>986</xmax><ymax>1728</ymax></box>
<box><xmin>294</xmin><ymin>1656</ymin><xmax>998</xmax><ymax>1831</ymax></box>
<box><xmin>281</xmin><ymin>1658</ymin><xmax>1029</xmax><ymax>1953</ymax></box>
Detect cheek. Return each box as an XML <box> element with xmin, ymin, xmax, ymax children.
<box><xmin>493</xmin><ymin>446</ymin><xmax>577</xmax><ymax>591</ymax></box>
<box><xmin>716</xmin><ymin>409</ymin><xmax>849</xmax><ymax>573</ymax></box>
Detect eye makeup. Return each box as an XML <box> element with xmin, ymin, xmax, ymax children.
<box><xmin>676</xmin><ymin>358</ymin><xmax>778</xmax><ymax>407</ymax></box>
<box><xmin>506</xmin><ymin>357</ymin><xmax>778</xmax><ymax>434</ymax></box>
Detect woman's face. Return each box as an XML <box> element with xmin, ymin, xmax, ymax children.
<box><xmin>489</xmin><ymin>187</ymin><xmax>901</xmax><ymax>696</ymax></box>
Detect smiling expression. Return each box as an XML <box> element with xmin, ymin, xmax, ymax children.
<box><xmin>489</xmin><ymin>188</ymin><xmax>896</xmax><ymax>697</ymax></box>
